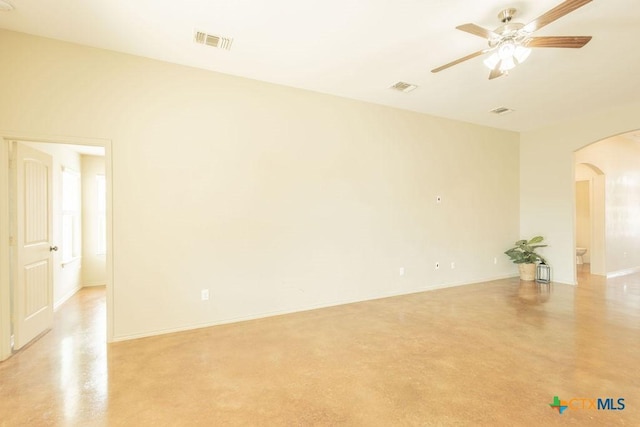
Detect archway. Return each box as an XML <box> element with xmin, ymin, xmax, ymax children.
<box><xmin>574</xmin><ymin>130</ymin><xmax>640</xmax><ymax>279</ymax></box>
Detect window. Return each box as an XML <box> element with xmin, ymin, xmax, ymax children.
<box><xmin>61</xmin><ymin>167</ymin><xmax>81</xmax><ymax>264</ymax></box>
<box><xmin>96</xmin><ymin>174</ymin><xmax>106</xmax><ymax>255</ymax></box>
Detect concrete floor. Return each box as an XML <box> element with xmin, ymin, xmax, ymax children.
<box><xmin>0</xmin><ymin>267</ymin><xmax>638</xmax><ymax>426</ymax></box>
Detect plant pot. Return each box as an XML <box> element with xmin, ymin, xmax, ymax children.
<box><xmin>518</xmin><ymin>263</ymin><xmax>536</xmax><ymax>281</ymax></box>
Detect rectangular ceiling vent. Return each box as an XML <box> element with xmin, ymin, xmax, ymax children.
<box><xmin>194</xmin><ymin>30</ymin><xmax>233</xmax><ymax>51</ymax></box>
<box><xmin>390</xmin><ymin>82</ymin><xmax>418</xmax><ymax>93</ymax></box>
<box><xmin>489</xmin><ymin>106</ymin><xmax>515</xmax><ymax>115</ymax></box>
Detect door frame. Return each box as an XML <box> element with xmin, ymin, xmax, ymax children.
<box><xmin>0</xmin><ymin>132</ymin><xmax>114</xmax><ymax>361</ymax></box>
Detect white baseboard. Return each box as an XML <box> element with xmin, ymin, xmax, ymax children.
<box><xmin>111</xmin><ymin>273</ymin><xmax>520</xmax><ymax>343</ymax></box>
<box><xmin>422</xmin><ymin>273</ymin><xmax>520</xmax><ymax>291</ymax></box>
<box><xmin>54</xmin><ymin>286</ymin><xmax>82</xmax><ymax>311</ymax></box>
<box><xmin>607</xmin><ymin>266</ymin><xmax>640</xmax><ymax>278</ymax></box>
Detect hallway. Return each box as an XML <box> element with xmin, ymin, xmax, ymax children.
<box><xmin>0</xmin><ymin>273</ymin><xmax>638</xmax><ymax>426</ymax></box>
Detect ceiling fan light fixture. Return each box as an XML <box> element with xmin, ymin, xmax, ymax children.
<box><xmin>432</xmin><ymin>1</ymin><xmax>594</xmax><ymax>79</ymax></box>
<box><xmin>498</xmin><ymin>42</ymin><xmax>516</xmax><ymax>60</ymax></box>
<box><xmin>483</xmin><ymin>53</ymin><xmax>500</xmax><ymax>70</ymax></box>
<box><xmin>513</xmin><ymin>45</ymin><xmax>532</xmax><ymax>64</ymax></box>
<box><xmin>500</xmin><ymin>56</ymin><xmax>516</xmax><ymax>71</ymax></box>
<box><xmin>483</xmin><ymin>42</ymin><xmax>531</xmax><ymax>71</ymax></box>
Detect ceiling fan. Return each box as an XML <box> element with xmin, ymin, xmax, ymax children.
<box><xmin>431</xmin><ymin>0</ymin><xmax>593</xmax><ymax>79</ymax></box>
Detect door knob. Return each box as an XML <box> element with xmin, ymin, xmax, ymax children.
<box><xmin>49</xmin><ymin>246</ymin><xmax>58</xmax><ymax>252</ymax></box>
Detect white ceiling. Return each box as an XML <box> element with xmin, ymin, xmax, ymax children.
<box><xmin>1</xmin><ymin>0</ymin><xmax>639</xmax><ymax>132</ymax></box>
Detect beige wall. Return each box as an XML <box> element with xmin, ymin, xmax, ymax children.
<box><xmin>521</xmin><ymin>106</ymin><xmax>640</xmax><ymax>284</ymax></box>
<box><xmin>0</xmin><ymin>30</ymin><xmax>520</xmax><ymax>341</ymax></box>
<box><xmin>81</xmin><ymin>155</ymin><xmax>107</xmax><ymax>286</ymax></box>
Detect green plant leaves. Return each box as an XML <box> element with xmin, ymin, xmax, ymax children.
<box><xmin>504</xmin><ymin>236</ymin><xmax>547</xmax><ymax>265</ymax></box>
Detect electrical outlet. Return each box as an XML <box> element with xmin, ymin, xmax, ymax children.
<box><xmin>435</xmin><ymin>262</ymin><xmax>440</xmax><ymax>270</ymax></box>
<box><xmin>494</xmin><ymin>257</ymin><xmax>498</xmax><ymax>265</ymax></box>
<box><xmin>201</xmin><ymin>289</ymin><xmax>209</xmax><ymax>301</ymax></box>
<box><xmin>450</xmin><ymin>262</ymin><xmax>455</xmax><ymax>269</ymax></box>
<box><xmin>399</xmin><ymin>267</ymin><xmax>405</xmax><ymax>276</ymax></box>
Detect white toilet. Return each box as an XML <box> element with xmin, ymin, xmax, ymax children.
<box><xmin>576</xmin><ymin>247</ymin><xmax>587</xmax><ymax>265</ymax></box>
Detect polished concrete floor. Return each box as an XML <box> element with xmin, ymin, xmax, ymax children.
<box><xmin>1</xmin><ymin>267</ymin><xmax>639</xmax><ymax>426</ymax></box>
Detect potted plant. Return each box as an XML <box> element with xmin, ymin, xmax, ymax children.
<box><xmin>504</xmin><ymin>236</ymin><xmax>547</xmax><ymax>281</ymax></box>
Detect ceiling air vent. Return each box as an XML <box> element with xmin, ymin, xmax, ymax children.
<box><xmin>194</xmin><ymin>30</ymin><xmax>233</xmax><ymax>51</ymax></box>
<box><xmin>390</xmin><ymin>82</ymin><xmax>418</xmax><ymax>93</ymax></box>
<box><xmin>489</xmin><ymin>106</ymin><xmax>515</xmax><ymax>115</ymax></box>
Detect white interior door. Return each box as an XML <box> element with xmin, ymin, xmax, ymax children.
<box><xmin>12</xmin><ymin>142</ymin><xmax>54</xmax><ymax>350</ymax></box>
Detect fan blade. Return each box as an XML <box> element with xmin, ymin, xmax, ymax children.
<box><xmin>431</xmin><ymin>50</ymin><xmax>488</xmax><ymax>73</ymax></box>
<box><xmin>489</xmin><ymin>63</ymin><xmax>504</xmax><ymax>80</ymax></box>
<box><xmin>527</xmin><ymin>36</ymin><xmax>592</xmax><ymax>48</ymax></box>
<box><xmin>456</xmin><ymin>23</ymin><xmax>498</xmax><ymax>39</ymax></box>
<box><xmin>523</xmin><ymin>0</ymin><xmax>592</xmax><ymax>33</ymax></box>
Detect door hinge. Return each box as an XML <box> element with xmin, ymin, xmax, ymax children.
<box><xmin>10</xmin><ymin>334</ymin><xmax>14</xmax><ymax>350</ymax></box>
<box><xmin>9</xmin><ymin>236</ymin><xmax>15</xmax><ymax>246</ymax></box>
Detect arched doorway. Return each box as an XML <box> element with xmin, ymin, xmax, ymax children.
<box><xmin>574</xmin><ymin>130</ymin><xmax>640</xmax><ymax>279</ymax></box>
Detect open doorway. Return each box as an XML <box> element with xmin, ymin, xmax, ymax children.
<box><xmin>574</xmin><ymin>130</ymin><xmax>640</xmax><ymax>279</ymax></box>
<box><xmin>24</xmin><ymin>142</ymin><xmax>107</xmax><ymax>307</ymax></box>
<box><xmin>574</xmin><ymin>162</ymin><xmax>605</xmax><ymax>275</ymax></box>
<box><xmin>0</xmin><ymin>135</ymin><xmax>112</xmax><ymax>360</ymax></box>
